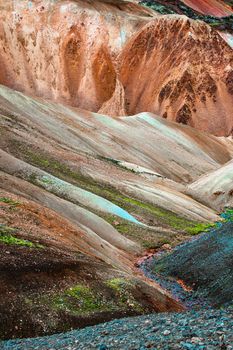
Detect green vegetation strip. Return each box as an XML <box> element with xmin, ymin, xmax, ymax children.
<box><xmin>10</xmin><ymin>146</ymin><xmax>213</xmax><ymax>247</ymax></box>
<box><xmin>0</xmin><ymin>224</ymin><xmax>43</xmax><ymax>248</ymax></box>
<box><xmin>20</xmin><ymin>148</ymin><xmax>212</xmax><ymax>234</ymax></box>
<box><xmin>105</xmin><ymin>278</ymin><xmax>143</xmax><ymax>312</ymax></box>
<box><xmin>53</xmin><ymin>284</ymin><xmax>105</xmax><ymax>314</ymax></box>
<box><xmin>0</xmin><ymin>197</ymin><xmax>20</xmax><ymax>206</ymax></box>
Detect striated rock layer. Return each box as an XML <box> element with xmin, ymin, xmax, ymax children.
<box><xmin>182</xmin><ymin>0</ymin><xmax>233</xmax><ymax>17</ymax></box>
<box><xmin>0</xmin><ymin>1</ymin><xmax>233</xmax><ymax>135</ymax></box>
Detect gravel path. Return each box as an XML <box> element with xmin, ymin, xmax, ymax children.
<box><xmin>2</xmin><ymin>308</ymin><xmax>233</xmax><ymax>350</ymax></box>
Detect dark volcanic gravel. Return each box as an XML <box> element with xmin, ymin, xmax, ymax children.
<box><xmin>2</xmin><ymin>308</ymin><xmax>233</xmax><ymax>350</ymax></box>
<box><xmin>141</xmin><ymin>219</ymin><xmax>233</xmax><ymax>309</ymax></box>
<box><xmin>140</xmin><ymin>256</ymin><xmax>212</xmax><ymax>311</ymax></box>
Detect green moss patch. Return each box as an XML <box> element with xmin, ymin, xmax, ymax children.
<box><xmin>220</xmin><ymin>208</ymin><xmax>233</xmax><ymax>222</ymax></box>
<box><xmin>102</xmin><ymin>214</ymin><xmax>159</xmax><ymax>248</ymax></box>
<box><xmin>0</xmin><ymin>197</ymin><xmax>20</xmax><ymax>207</ymax></box>
<box><xmin>105</xmin><ymin>278</ymin><xmax>143</xmax><ymax>312</ymax></box>
<box><xmin>0</xmin><ymin>224</ymin><xmax>44</xmax><ymax>248</ymax></box>
<box><xmin>50</xmin><ymin>280</ymin><xmax>144</xmax><ymax>316</ymax></box>
<box><xmin>53</xmin><ymin>284</ymin><xmax>105</xmax><ymax>315</ymax></box>
<box><xmin>185</xmin><ymin>223</ymin><xmax>214</xmax><ymax>235</ymax></box>
<box><xmin>111</xmin><ymin>197</ymin><xmax>212</xmax><ymax>235</ymax></box>
<box><xmin>23</xmin><ymin>148</ymin><xmax>112</xmax><ymax>196</ymax></box>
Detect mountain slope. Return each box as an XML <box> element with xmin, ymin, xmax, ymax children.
<box><xmin>0</xmin><ymin>0</ymin><xmax>154</xmax><ymax>112</ymax></box>
<box><xmin>151</xmin><ymin>221</ymin><xmax>233</xmax><ymax>306</ymax></box>
<box><xmin>0</xmin><ymin>84</ymin><xmax>232</xmax><ymax>184</ymax></box>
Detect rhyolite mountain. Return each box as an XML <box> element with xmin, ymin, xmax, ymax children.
<box><xmin>0</xmin><ymin>0</ymin><xmax>233</xmax><ymax>345</ymax></box>
<box><xmin>1</xmin><ymin>0</ymin><xmax>233</xmax><ymax>135</ymax></box>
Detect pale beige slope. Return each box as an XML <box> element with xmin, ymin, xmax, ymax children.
<box><xmin>0</xmin><ymin>85</ymin><xmax>229</xmax><ymax>222</ymax></box>
<box><xmin>0</xmin><ymin>148</ymin><xmax>144</xmax><ymax>227</ymax></box>
<box><xmin>121</xmin><ymin>181</ymin><xmax>219</xmax><ymax>222</ymax></box>
<box><xmin>0</xmin><ymin>84</ymin><xmax>231</xmax><ymax>184</ymax></box>
<box><xmin>187</xmin><ymin>160</ymin><xmax>233</xmax><ymax>211</ymax></box>
<box><xmin>0</xmin><ymin>143</ymin><xmax>219</xmax><ymax>230</ymax></box>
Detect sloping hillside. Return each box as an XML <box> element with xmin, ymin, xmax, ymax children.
<box><xmin>1</xmin><ymin>83</ymin><xmax>232</xmax><ymax>338</ymax></box>
<box><xmin>119</xmin><ymin>16</ymin><xmax>233</xmax><ymax>136</ymax></box>
<box><xmin>187</xmin><ymin>159</ymin><xmax>233</xmax><ymax>210</ymax></box>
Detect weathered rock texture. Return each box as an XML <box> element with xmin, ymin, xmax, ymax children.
<box><xmin>119</xmin><ymin>16</ymin><xmax>233</xmax><ymax>136</ymax></box>
<box><xmin>0</xmin><ymin>1</ymin><xmax>233</xmax><ymax>135</ymax></box>
<box><xmin>0</xmin><ymin>0</ymin><xmax>154</xmax><ymax>111</ymax></box>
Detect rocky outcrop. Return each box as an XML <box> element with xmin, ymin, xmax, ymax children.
<box><xmin>119</xmin><ymin>16</ymin><xmax>233</xmax><ymax>136</ymax></box>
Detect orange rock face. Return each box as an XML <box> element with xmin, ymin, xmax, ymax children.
<box><xmin>0</xmin><ymin>0</ymin><xmax>233</xmax><ymax>136</ymax></box>
<box><xmin>119</xmin><ymin>16</ymin><xmax>233</xmax><ymax>136</ymax></box>
<box><xmin>0</xmin><ymin>0</ymin><xmax>154</xmax><ymax>111</ymax></box>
